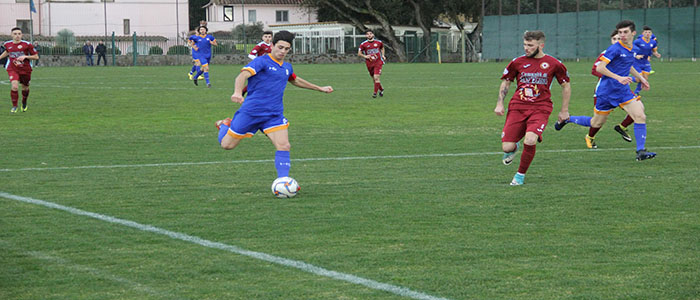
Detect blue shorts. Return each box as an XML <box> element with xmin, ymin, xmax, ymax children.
<box><xmin>594</xmin><ymin>92</ymin><xmax>639</xmax><ymax>114</ymax></box>
<box><xmin>227</xmin><ymin>111</ymin><xmax>289</xmax><ymax>139</ymax></box>
<box><xmin>633</xmin><ymin>62</ymin><xmax>651</xmax><ymax>74</ymax></box>
<box><xmin>193</xmin><ymin>56</ymin><xmax>209</xmax><ymax>66</ymax></box>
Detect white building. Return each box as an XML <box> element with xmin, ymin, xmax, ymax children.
<box><xmin>202</xmin><ymin>0</ymin><xmax>317</xmax><ymax>32</ymax></box>
<box><xmin>0</xmin><ymin>0</ymin><xmax>188</xmax><ymax>38</ymax></box>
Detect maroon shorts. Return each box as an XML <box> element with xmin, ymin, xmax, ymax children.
<box><xmin>7</xmin><ymin>70</ymin><xmax>31</xmax><ymax>86</ymax></box>
<box><xmin>366</xmin><ymin>63</ymin><xmax>383</xmax><ymax>76</ymax></box>
<box><xmin>501</xmin><ymin>108</ymin><xmax>551</xmax><ymax>143</ymax></box>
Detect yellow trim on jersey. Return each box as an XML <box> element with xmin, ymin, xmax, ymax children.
<box><xmin>262</xmin><ymin>123</ymin><xmax>290</xmax><ymax>134</ymax></box>
<box><xmin>643</xmin><ymin>37</ymin><xmax>651</xmax><ymax>43</ymax></box>
<box><xmin>241</xmin><ymin>66</ymin><xmax>256</xmax><ymax>75</ymax></box>
<box><xmin>619</xmin><ymin>95</ymin><xmax>640</xmax><ymax>108</ymax></box>
<box><xmin>618</xmin><ymin>41</ymin><xmax>633</xmax><ymax>51</ymax></box>
<box><xmin>599</xmin><ymin>56</ymin><xmax>611</xmax><ymax>64</ymax></box>
<box><xmin>227</xmin><ymin>129</ymin><xmax>253</xmax><ymax>139</ymax></box>
<box><xmin>594</xmin><ymin>108</ymin><xmax>613</xmax><ymax>115</ymax></box>
<box><xmin>268</xmin><ymin>54</ymin><xmax>284</xmax><ymax>66</ymax></box>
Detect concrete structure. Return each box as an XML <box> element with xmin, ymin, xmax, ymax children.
<box><xmin>202</xmin><ymin>0</ymin><xmax>316</xmax><ymax>32</ymax></box>
<box><xmin>0</xmin><ymin>0</ymin><xmax>188</xmax><ymax>38</ymax></box>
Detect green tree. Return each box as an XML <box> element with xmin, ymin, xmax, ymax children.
<box><xmin>233</xmin><ymin>22</ymin><xmax>265</xmax><ymax>43</ymax></box>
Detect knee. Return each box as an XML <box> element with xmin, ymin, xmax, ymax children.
<box><xmin>523</xmin><ymin>135</ymin><xmax>538</xmax><ymax>145</ymax></box>
<box><xmin>277</xmin><ymin>142</ymin><xmax>291</xmax><ymax>152</ymax></box>
<box><xmin>631</xmin><ymin>113</ymin><xmax>646</xmax><ymax>123</ymax></box>
<box><xmin>502</xmin><ymin>143</ymin><xmax>516</xmax><ymax>153</ymax></box>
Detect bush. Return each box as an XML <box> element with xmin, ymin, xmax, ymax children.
<box><xmin>167</xmin><ymin>45</ymin><xmax>189</xmax><ymax>55</ymax></box>
<box><xmin>149</xmin><ymin>46</ymin><xmax>163</xmax><ymax>55</ymax></box>
<box><xmin>107</xmin><ymin>47</ymin><xmax>122</xmax><ymax>55</ymax></box>
<box><xmin>56</xmin><ymin>29</ymin><xmax>75</xmax><ymax>47</ymax></box>
<box><xmin>212</xmin><ymin>43</ymin><xmax>233</xmax><ymax>55</ymax></box>
<box><xmin>71</xmin><ymin>47</ymin><xmax>84</xmax><ymax>56</ymax></box>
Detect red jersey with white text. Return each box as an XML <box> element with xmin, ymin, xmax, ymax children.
<box><xmin>591</xmin><ymin>51</ymin><xmax>605</xmax><ymax>78</ymax></box>
<box><xmin>359</xmin><ymin>39</ymin><xmax>384</xmax><ymax>66</ymax></box>
<box><xmin>249</xmin><ymin>42</ymin><xmax>271</xmax><ymax>57</ymax></box>
<box><xmin>501</xmin><ymin>54</ymin><xmax>569</xmax><ymax>113</ymax></box>
<box><xmin>3</xmin><ymin>40</ymin><xmax>36</xmax><ymax>74</ymax></box>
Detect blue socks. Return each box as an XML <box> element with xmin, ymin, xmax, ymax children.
<box><xmin>204</xmin><ymin>72</ymin><xmax>210</xmax><ymax>84</ymax></box>
<box><xmin>568</xmin><ymin>116</ymin><xmax>592</xmax><ymax>127</ymax></box>
<box><xmin>189</xmin><ymin>65</ymin><xmax>197</xmax><ymax>74</ymax></box>
<box><xmin>218</xmin><ymin>122</ymin><xmax>230</xmax><ymax>144</ymax></box>
<box><xmin>275</xmin><ymin>151</ymin><xmax>291</xmax><ymax>178</ymax></box>
<box><xmin>194</xmin><ymin>69</ymin><xmax>204</xmax><ymax>80</ymax></box>
<box><xmin>634</xmin><ymin>123</ymin><xmax>647</xmax><ymax>151</ymax></box>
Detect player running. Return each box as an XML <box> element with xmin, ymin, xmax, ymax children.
<box><xmin>358</xmin><ymin>29</ymin><xmax>386</xmax><ymax>98</ymax></box>
<box><xmin>554</xmin><ymin>29</ymin><xmax>640</xmax><ymax>147</ymax></box>
<box><xmin>588</xmin><ymin>20</ymin><xmax>655</xmax><ymax>161</ymax></box>
<box><xmin>0</xmin><ymin>27</ymin><xmax>39</xmax><ymax>113</ymax></box>
<box><xmin>242</xmin><ymin>31</ymin><xmax>273</xmax><ymax>96</ymax></box>
<box><xmin>214</xmin><ymin>30</ymin><xmax>333</xmax><ymax>182</ymax></box>
<box><xmin>188</xmin><ymin>26</ymin><xmax>217</xmax><ymax>88</ymax></box>
<box><xmin>632</xmin><ymin>26</ymin><xmax>661</xmax><ymax>96</ymax></box>
<box><xmin>494</xmin><ymin>30</ymin><xmax>571</xmax><ymax>185</ymax></box>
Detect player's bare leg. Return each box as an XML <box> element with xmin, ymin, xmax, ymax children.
<box><xmin>501</xmin><ymin>141</ymin><xmax>518</xmax><ymax>165</ymax></box>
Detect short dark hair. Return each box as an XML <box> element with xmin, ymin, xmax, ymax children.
<box><xmin>198</xmin><ymin>26</ymin><xmax>208</xmax><ymax>33</ymax></box>
<box><xmin>263</xmin><ymin>31</ymin><xmax>273</xmax><ymax>36</ymax></box>
<box><xmin>610</xmin><ymin>29</ymin><xmax>619</xmax><ymax>38</ymax></box>
<box><xmin>273</xmin><ymin>30</ymin><xmax>295</xmax><ymax>45</ymax></box>
<box><xmin>643</xmin><ymin>26</ymin><xmax>652</xmax><ymax>31</ymax></box>
<box><xmin>11</xmin><ymin>27</ymin><xmax>21</xmax><ymax>33</ymax></box>
<box><xmin>616</xmin><ymin>20</ymin><xmax>636</xmax><ymax>32</ymax></box>
<box><xmin>523</xmin><ymin>30</ymin><xmax>545</xmax><ymax>42</ymax></box>
<box><xmin>365</xmin><ymin>29</ymin><xmax>374</xmax><ymax>34</ymax></box>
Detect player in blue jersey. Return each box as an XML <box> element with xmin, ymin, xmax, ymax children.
<box><xmin>589</xmin><ymin>20</ymin><xmax>655</xmax><ymax>161</ymax></box>
<box><xmin>214</xmin><ymin>31</ymin><xmax>334</xmax><ymax>183</ymax></box>
<box><xmin>187</xmin><ymin>31</ymin><xmax>204</xmax><ymax>81</ymax></box>
<box><xmin>188</xmin><ymin>26</ymin><xmax>217</xmax><ymax>88</ymax></box>
<box><xmin>632</xmin><ymin>26</ymin><xmax>661</xmax><ymax>96</ymax></box>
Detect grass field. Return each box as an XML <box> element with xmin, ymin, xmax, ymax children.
<box><xmin>1</xmin><ymin>60</ymin><xmax>699</xmax><ymax>300</ymax></box>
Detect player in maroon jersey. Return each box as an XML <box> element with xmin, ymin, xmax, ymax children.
<box><xmin>494</xmin><ymin>30</ymin><xmax>571</xmax><ymax>185</ymax></box>
<box><xmin>243</xmin><ymin>31</ymin><xmax>273</xmax><ymax>96</ymax></box>
<box><xmin>0</xmin><ymin>27</ymin><xmax>39</xmax><ymax>113</ymax></box>
<box><xmin>358</xmin><ymin>29</ymin><xmax>386</xmax><ymax>98</ymax></box>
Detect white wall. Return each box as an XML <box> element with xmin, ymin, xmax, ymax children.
<box><xmin>0</xmin><ymin>0</ymin><xmax>188</xmax><ymax>38</ymax></box>
<box><xmin>205</xmin><ymin>4</ymin><xmax>317</xmax><ymax>33</ymax></box>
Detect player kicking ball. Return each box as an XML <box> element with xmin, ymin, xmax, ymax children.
<box><xmin>214</xmin><ymin>31</ymin><xmax>333</xmax><ymax>182</ymax></box>
<box><xmin>494</xmin><ymin>30</ymin><xmax>571</xmax><ymax>185</ymax></box>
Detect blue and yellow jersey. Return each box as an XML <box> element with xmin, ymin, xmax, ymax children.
<box><xmin>633</xmin><ymin>36</ymin><xmax>658</xmax><ymax>62</ymax></box>
<box><xmin>239</xmin><ymin>54</ymin><xmax>296</xmax><ymax>116</ymax></box>
<box><xmin>595</xmin><ymin>41</ymin><xmax>635</xmax><ymax>96</ymax></box>
<box><xmin>189</xmin><ymin>34</ymin><xmax>215</xmax><ymax>58</ymax></box>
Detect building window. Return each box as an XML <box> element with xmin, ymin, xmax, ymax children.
<box><xmin>123</xmin><ymin>19</ymin><xmax>130</xmax><ymax>35</ymax></box>
<box><xmin>16</xmin><ymin>20</ymin><xmax>30</xmax><ymax>34</ymax></box>
<box><xmin>224</xmin><ymin>6</ymin><xmax>234</xmax><ymax>22</ymax></box>
<box><xmin>248</xmin><ymin>10</ymin><xmax>256</xmax><ymax>23</ymax></box>
<box><xmin>276</xmin><ymin>10</ymin><xmax>289</xmax><ymax>22</ymax></box>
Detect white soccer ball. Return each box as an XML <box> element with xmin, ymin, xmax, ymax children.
<box><xmin>271</xmin><ymin>177</ymin><xmax>300</xmax><ymax>198</ymax></box>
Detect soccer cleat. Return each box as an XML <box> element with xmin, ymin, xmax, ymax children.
<box><xmin>554</xmin><ymin>120</ymin><xmax>568</xmax><ymax>131</ymax></box>
<box><xmin>502</xmin><ymin>143</ymin><xmax>519</xmax><ymax>165</ymax></box>
<box><xmin>10</xmin><ymin>106</ymin><xmax>18</xmax><ymax>113</ymax></box>
<box><xmin>193</xmin><ymin>78</ymin><xmax>198</xmax><ymax>86</ymax></box>
<box><xmin>198</xmin><ymin>75</ymin><xmax>205</xmax><ymax>80</ymax></box>
<box><xmin>614</xmin><ymin>125</ymin><xmax>632</xmax><ymax>142</ymax></box>
<box><xmin>585</xmin><ymin>135</ymin><xmax>598</xmax><ymax>149</ymax></box>
<box><xmin>372</xmin><ymin>93</ymin><xmax>377</xmax><ymax>98</ymax></box>
<box><xmin>21</xmin><ymin>103</ymin><xmax>27</xmax><ymax>112</ymax></box>
<box><xmin>649</xmin><ymin>70</ymin><xmax>655</xmax><ymax>75</ymax></box>
<box><xmin>188</xmin><ymin>73</ymin><xmax>193</xmax><ymax>80</ymax></box>
<box><xmin>379</xmin><ymin>89</ymin><xmax>384</xmax><ymax>97</ymax></box>
<box><xmin>510</xmin><ymin>173</ymin><xmax>525</xmax><ymax>186</ymax></box>
<box><xmin>636</xmin><ymin>149</ymin><xmax>656</xmax><ymax>161</ymax></box>
<box><xmin>207</xmin><ymin>83</ymin><xmax>211</xmax><ymax>88</ymax></box>
<box><xmin>215</xmin><ymin>118</ymin><xmax>232</xmax><ymax>130</ymax></box>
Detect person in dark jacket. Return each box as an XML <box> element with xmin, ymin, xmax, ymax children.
<box><xmin>95</xmin><ymin>41</ymin><xmax>107</xmax><ymax>66</ymax></box>
<box><xmin>82</xmin><ymin>41</ymin><xmax>94</xmax><ymax>66</ymax></box>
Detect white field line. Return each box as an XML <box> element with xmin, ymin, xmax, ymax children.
<box><xmin>1</xmin><ymin>145</ymin><xmax>698</xmax><ymax>173</ymax></box>
<box><xmin>0</xmin><ymin>240</ymin><xmax>177</xmax><ymax>299</ymax></box>
<box><xmin>0</xmin><ymin>192</ymin><xmax>450</xmax><ymax>300</ymax></box>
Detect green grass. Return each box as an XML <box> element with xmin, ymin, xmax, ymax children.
<box><xmin>1</xmin><ymin>61</ymin><xmax>699</xmax><ymax>300</ymax></box>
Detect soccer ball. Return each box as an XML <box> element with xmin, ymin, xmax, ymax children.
<box><xmin>271</xmin><ymin>177</ymin><xmax>300</xmax><ymax>198</ymax></box>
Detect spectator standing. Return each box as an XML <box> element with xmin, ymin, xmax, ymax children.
<box><xmin>95</xmin><ymin>41</ymin><xmax>107</xmax><ymax>66</ymax></box>
<box><xmin>83</xmin><ymin>41</ymin><xmax>94</xmax><ymax>66</ymax></box>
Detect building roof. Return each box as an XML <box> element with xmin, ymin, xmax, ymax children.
<box><xmin>204</xmin><ymin>0</ymin><xmax>303</xmax><ymax>6</ymax></box>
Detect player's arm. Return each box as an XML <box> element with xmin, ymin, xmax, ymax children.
<box><xmin>210</xmin><ymin>39</ymin><xmax>218</xmax><ymax>46</ymax></box>
<box><xmin>558</xmin><ymin>81</ymin><xmax>571</xmax><ymax>122</ymax></box>
<box><xmin>231</xmin><ymin>70</ymin><xmax>253</xmax><ymax>104</ymax></box>
<box><xmin>494</xmin><ymin>79</ymin><xmax>512</xmax><ymax>116</ymax></box>
<box><xmin>0</xmin><ymin>50</ymin><xmax>8</xmax><ymax>60</ymax></box>
<box><xmin>381</xmin><ymin>46</ymin><xmax>386</xmax><ymax>61</ymax></box>
<box><xmin>357</xmin><ymin>48</ymin><xmax>367</xmax><ymax>59</ymax></box>
<box><xmin>248</xmin><ymin>45</ymin><xmax>260</xmax><ymax>60</ymax></box>
<box><xmin>596</xmin><ymin>60</ymin><xmax>633</xmax><ymax>85</ymax></box>
<box><xmin>652</xmin><ymin>47</ymin><xmax>661</xmax><ymax>58</ymax></box>
<box><xmin>289</xmin><ymin>76</ymin><xmax>333</xmax><ymax>93</ymax></box>
<box><xmin>629</xmin><ymin>67</ymin><xmax>650</xmax><ymax>90</ymax></box>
